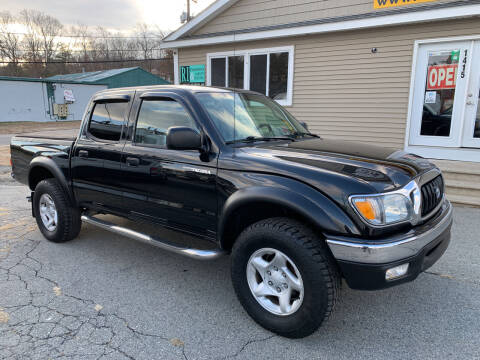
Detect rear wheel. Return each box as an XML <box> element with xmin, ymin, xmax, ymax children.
<box><xmin>33</xmin><ymin>179</ymin><xmax>81</xmax><ymax>242</ymax></box>
<box><xmin>231</xmin><ymin>217</ymin><xmax>340</xmax><ymax>338</ymax></box>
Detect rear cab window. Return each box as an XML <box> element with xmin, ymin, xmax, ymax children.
<box><xmin>87</xmin><ymin>101</ymin><xmax>128</xmax><ymax>141</ymax></box>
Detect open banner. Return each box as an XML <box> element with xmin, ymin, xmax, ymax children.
<box><xmin>426</xmin><ymin>64</ymin><xmax>458</xmax><ymax>90</ymax></box>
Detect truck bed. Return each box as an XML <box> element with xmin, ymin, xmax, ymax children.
<box><xmin>10</xmin><ymin>130</ymin><xmax>77</xmax><ymax>187</ymax></box>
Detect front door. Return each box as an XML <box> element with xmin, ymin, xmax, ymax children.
<box><xmin>119</xmin><ymin>93</ymin><xmax>218</xmax><ymax>238</ymax></box>
<box><xmin>462</xmin><ymin>41</ymin><xmax>480</xmax><ymax>148</ymax></box>
<box><xmin>409</xmin><ymin>40</ymin><xmax>480</xmax><ymax>150</ymax></box>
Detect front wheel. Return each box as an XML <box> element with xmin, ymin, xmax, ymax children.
<box><xmin>33</xmin><ymin>179</ymin><xmax>81</xmax><ymax>243</ymax></box>
<box><xmin>231</xmin><ymin>218</ymin><xmax>340</xmax><ymax>338</ymax></box>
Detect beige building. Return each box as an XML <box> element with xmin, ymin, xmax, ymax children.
<box><xmin>161</xmin><ymin>0</ymin><xmax>480</xmax><ymax>206</ymax></box>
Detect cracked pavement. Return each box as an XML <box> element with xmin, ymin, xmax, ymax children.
<box><xmin>1</xmin><ymin>183</ymin><xmax>480</xmax><ymax>359</ymax></box>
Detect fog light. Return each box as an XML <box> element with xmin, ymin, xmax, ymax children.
<box><xmin>385</xmin><ymin>263</ymin><xmax>409</xmax><ymax>280</ymax></box>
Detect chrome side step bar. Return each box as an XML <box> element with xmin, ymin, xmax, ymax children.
<box><xmin>81</xmin><ymin>215</ymin><xmax>226</xmax><ymax>261</ymax></box>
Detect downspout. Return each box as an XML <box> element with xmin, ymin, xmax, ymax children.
<box><xmin>45</xmin><ymin>82</ymin><xmax>56</xmax><ymax>121</ymax></box>
<box><xmin>41</xmin><ymin>81</ymin><xmax>54</xmax><ymax>121</ymax></box>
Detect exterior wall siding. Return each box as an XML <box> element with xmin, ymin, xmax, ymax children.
<box><xmin>193</xmin><ymin>0</ymin><xmax>463</xmax><ymax>36</ymax></box>
<box><xmin>0</xmin><ymin>81</ymin><xmax>49</xmax><ymax>123</ymax></box>
<box><xmin>179</xmin><ymin>18</ymin><xmax>480</xmax><ymax>148</ymax></box>
<box><xmin>0</xmin><ymin>80</ymin><xmax>106</xmax><ymax>122</ymax></box>
<box><xmin>52</xmin><ymin>83</ymin><xmax>107</xmax><ymax>120</ymax></box>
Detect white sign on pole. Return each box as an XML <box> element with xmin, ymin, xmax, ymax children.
<box><xmin>64</xmin><ymin>89</ymin><xmax>75</xmax><ymax>103</ymax></box>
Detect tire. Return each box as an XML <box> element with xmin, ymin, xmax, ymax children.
<box><xmin>33</xmin><ymin>178</ymin><xmax>81</xmax><ymax>243</ymax></box>
<box><xmin>231</xmin><ymin>217</ymin><xmax>340</xmax><ymax>338</ymax></box>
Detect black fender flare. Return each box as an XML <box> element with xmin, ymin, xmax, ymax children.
<box><xmin>218</xmin><ymin>186</ymin><xmax>360</xmax><ymax>248</ymax></box>
<box><xmin>29</xmin><ymin>156</ymin><xmax>75</xmax><ymax>204</ymax></box>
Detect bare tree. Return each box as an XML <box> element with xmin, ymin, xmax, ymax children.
<box><xmin>52</xmin><ymin>42</ymin><xmax>73</xmax><ymax>74</ymax></box>
<box><xmin>0</xmin><ymin>11</ymin><xmax>22</xmax><ymax>75</ymax></box>
<box><xmin>20</xmin><ymin>10</ymin><xmax>42</xmax><ymax>63</ymax></box>
<box><xmin>0</xmin><ymin>9</ymin><xmax>174</xmax><ymax>80</ymax></box>
<box><xmin>20</xmin><ymin>9</ymin><xmax>62</xmax><ymax>75</ymax></box>
<box><xmin>92</xmin><ymin>27</ymin><xmax>112</xmax><ymax>68</ymax></box>
<box><xmin>72</xmin><ymin>24</ymin><xmax>91</xmax><ymax>62</ymax></box>
<box><xmin>110</xmin><ymin>33</ymin><xmax>137</xmax><ymax>67</ymax></box>
<box><xmin>134</xmin><ymin>23</ymin><xmax>162</xmax><ymax>71</ymax></box>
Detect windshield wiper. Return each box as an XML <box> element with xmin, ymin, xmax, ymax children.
<box><xmin>226</xmin><ymin>136</ymin><xmax>295</xmax><ymax>144</ymax></box>
<box><xmin>292</xmin><ymin>132</ymin><xmax>320</xmax><ymax>139</ymax></box>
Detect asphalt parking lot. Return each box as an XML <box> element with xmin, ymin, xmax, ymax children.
<box><xmin>1</xmin><ymin>182</ymin><xmax>480</xmax><ymax>360</ymax></box>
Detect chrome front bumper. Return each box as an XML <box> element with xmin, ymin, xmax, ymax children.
<box><xmin>326</xmin><ymin>200</ymin><xmax>453</xmax><ymax>264</ymax></box>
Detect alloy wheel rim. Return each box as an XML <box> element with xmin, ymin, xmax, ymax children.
<box><xmin>246</xmin><ymin>248</ymin><xmax>304</xmax><ymax>316</ymax></box>
<box><xmin>39</xmin><ymin>194</ymin><xmax>58</xmax><ymax>232</ymax></box>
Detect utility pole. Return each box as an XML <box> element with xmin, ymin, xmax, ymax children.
<box><xmin>186</xmin><ymin>0</ymin><xmax>197</xmax><ymax>22</ymax></box>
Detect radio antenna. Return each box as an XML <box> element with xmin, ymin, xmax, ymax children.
<box><xmin>233</xmin><ymin>31</ymin><xmax>236</xmax><ymax>154</ymax></box>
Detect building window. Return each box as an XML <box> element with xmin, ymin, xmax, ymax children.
<box><xmin>228</xmin><ymin>56</ymin><xmax>244</xmax><ymax>89</ymax></box>
<box><xmin>210</xmin><ymin>56</ymin><xmax>244</xmax><ymax>88</ymax></box>
<box><xmin>250</xmin><ymin>54</ymin><xmax>267</xmax><ymax>95</ymax></box>
<box><xmin>211</xmin><ymin>58</ymin><xmax>226</xmax><ymax>87</ymax></box>
<box><xmin>207</xmin><ymin>46</ymin><xmax>294</xmax><ymax>106</ymax></box>
<box><xmin>269</xmin><ymin>52</ymin><xmax>289</xmax><ymax>101</ymax></box>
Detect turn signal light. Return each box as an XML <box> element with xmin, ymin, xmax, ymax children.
<box><xmin>354</xmin><ymin>200</ymin><xmax>376</xmax><ymax>220</ymax></box>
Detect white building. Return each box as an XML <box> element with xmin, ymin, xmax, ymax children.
<box><xmin>0</xmin><ymin>76</ymin><xmax>107</xmax><ymax>123</ymax></box>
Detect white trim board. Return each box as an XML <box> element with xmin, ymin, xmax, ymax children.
<box><xmin>164</xmin><ymin>0</ymin><xmax>239</xmax><ymax>41</ymax></box>
<box><xmin>161</xmin><ymin>4</ymin><xmax>480</xmax><ymax>49</ymax></box>
<box><xmin>173</xmin><ymin>50</ymin><xmax>179</xmax><ymax>85</ymax></box>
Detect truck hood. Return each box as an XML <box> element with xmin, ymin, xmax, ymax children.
<box><xmin>272</xmin><ymin>138</ymin><xmax>434</xmax><ymax>181</ymax></box>
<box><xmin>234</xmin><ymin>138</ymin><xmax>436</xmax><ymax>201</ymax></box>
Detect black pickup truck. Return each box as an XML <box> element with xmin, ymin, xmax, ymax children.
<box><xmin>10</xmin><ymin>85</ymin><xmax>452</xmax><ymax>338</ymax></box>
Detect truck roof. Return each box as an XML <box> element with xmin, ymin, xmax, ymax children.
<box><xmin>93</xmin><ymin>85</ymin><xmax>257</xmax><ymax>96</ymax></box>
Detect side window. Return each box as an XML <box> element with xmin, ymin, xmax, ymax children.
<box><xmin>134</xmin><ymin>99</ymin><xmax>198</xmax><ymax>147</ymax></box>
<box><xmin>88</xmin><ymin>101</ymin><xmax>127</xmax><ymax>141</ymax></box>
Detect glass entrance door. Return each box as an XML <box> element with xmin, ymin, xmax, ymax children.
<box><xmin>462</xmin><ymin>41</ymin><xmax>480</xmax><ymax>148</ymax></box>
<box><xmin>410</xmin><ymin>40</ymin><xmax>480</xmax><ymax>150</ymax></box>
<box><xmin>409</xmin><ymin>41</ymin><xmax>471</xmax><ymax>148</ymax></box>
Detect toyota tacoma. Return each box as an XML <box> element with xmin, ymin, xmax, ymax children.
<box><xmin>10</xmin><ymin>85</ymin><xmax>452</xmax><ymax>338</ymax></box>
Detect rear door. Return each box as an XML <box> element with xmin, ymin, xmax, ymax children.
<box><xmin>71</xmin><ymin>91</ymin><xmax>133</xmax><ymax>213</ymax></box>
<box><xmin>119</xmin><ymin>91</ymin><xmax>218</xmax><ymax>238</ymax></box>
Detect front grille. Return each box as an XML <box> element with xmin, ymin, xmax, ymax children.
<box><xmin>421</xmin><ymin>175</ymin><xmax>444</xmax><ymax>217</ymax></box>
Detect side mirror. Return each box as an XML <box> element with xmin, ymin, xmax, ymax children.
<box><xmin>300</xmin><ymin>121</ymin><xmax>309</xmax><ymax>131</ymax></box>
<box><xmin>166</xmin><ymin>126</ymin><xmax>202</xmax><ymax>150</ymax></box>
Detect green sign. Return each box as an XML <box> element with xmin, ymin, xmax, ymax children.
<box><xmin>181</xmin><ymin>64</ymin><xmax>205</xmax><ymax>84</ymax></box>
<box><xmin>451</xmin><ymin>50</ymin><xmax>460</xmax><ymax>63</ymax></box>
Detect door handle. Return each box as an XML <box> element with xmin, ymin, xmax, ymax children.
<box><xmin>78</xmin><ymin>150</ymin><xmax>89</xmax><ymax>158</ymax></box>
<box><xmin>126</xmin><ymin>157</ymin><xmax>140</xmax><ymax>167</ymax></box>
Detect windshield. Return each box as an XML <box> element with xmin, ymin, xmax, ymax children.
<box><xmin>196</xmin><ymin>92</ymin><xmax>310</xmax><ymax>143</ymax></box>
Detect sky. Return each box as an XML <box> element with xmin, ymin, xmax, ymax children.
<box><xmin>1</xmin><ymin>0</ymin><xmax>217</xmax><ymax>33</ymax></box>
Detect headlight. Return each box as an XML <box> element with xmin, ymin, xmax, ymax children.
<box><xmin>351</xmin><ymin>193</ymin><xmax>413</xmax><ymax>226</ymax></box>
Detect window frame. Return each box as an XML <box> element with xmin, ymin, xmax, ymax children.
<box><xmin>85</xmin><ymin>100</ymin><xmax>129</xmax><ymax>143</ymax></box>
<box><xmin>132</xmin><ymin>95</ymin><xmax>200</xmax><ymax>150</ymax></box>
<box><xmin>206</xmin><ymin>45</ymin><xmax>294</xmax><ymax>106</ymax></box>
